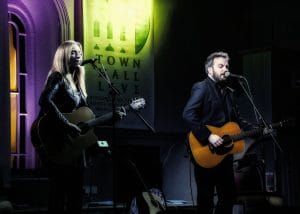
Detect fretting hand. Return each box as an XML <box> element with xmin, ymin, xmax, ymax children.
<box><xmin>263</xmin><ymin>127</ymin><xmax>273</xmax><ymax>135</ymax></box>
<box><xmin>115</xmin><ymin>106</ymin><xmax>127</xmax><ymax>120</ymax></box>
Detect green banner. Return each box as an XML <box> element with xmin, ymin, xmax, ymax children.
<box><xmin>83</xmin><ymin>0</ymin><xmax>154</xmax><ymax>129</ymax></box>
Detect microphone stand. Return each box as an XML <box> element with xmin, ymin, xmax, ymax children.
<box><xmin>237</xmin><ymin>77</ymin><xmax>283</xmax><ymax>153</ymax></box>
<box><xmin>89</xmin><ymin>61</ymin><xmax>156</xmax><ymax>212</ymax></box>
<box><xmin>94</xmin><ymin>62</ymin><xmax>156</xmax><ymax>133</ymax></box>
<box><xmin>237</xmin><ymin>77</ymin><xmax>283</xmax><ymax>194</ymax></box>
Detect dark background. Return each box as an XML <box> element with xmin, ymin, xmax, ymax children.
<box><xmin>1</xmin><ymin>0</ymin><xmax>300</xmax><ymax>211</ymax></box>
<box><xmin>153</xmin><ymin>0</ymin><xmax>300</xmax><ymax>208</ymax></box>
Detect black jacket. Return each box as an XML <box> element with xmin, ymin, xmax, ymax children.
<box><xmin>182</xmin><ymin>77</ymin><xmax>253</xmax><ymax>145</ymax></box>
<box><xmin>38</xmin><ymin>71</ymin><xmax>87</xmax><ymax>128</ymax></box>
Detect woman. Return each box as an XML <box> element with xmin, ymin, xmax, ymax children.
<box><xmin>31</xmin><ymin>40</ymin><xmax>125</xmax><ymax>213</ymax></box>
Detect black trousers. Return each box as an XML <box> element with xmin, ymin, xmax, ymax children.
<box><xmin>194</xmin><ymin>155</ymin><xmax>236</xmax><ymax>214</ymax></box>
<box><xmin>48</xmin><ymin>163</ymin><xmax>84</xmax><ymax>214</ymax></box>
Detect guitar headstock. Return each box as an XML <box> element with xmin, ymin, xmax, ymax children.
<box><xmin>280</xmin><ymin>118</ymin><xmax>295</xmax><ymax>128</ymax></box>
<box><xmin>269</xmin><ymin>118</ymin><xmax>296</xmax><ymax>132</ymax></box>
<box><xmin>130</xmin><ymin>97</ymin><xmax>146</xmax><ymax>110</ymax></box>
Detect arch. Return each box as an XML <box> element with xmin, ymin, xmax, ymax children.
<box><xmin>8</xmin><ymin>2</ymin><xmax>37</xmax><ymax>169</ymax></box>
<box><xmin>7</xmin><ymin>0</ymin><xmax>71</xmax><ymax>169</ymax></box>
<box><xmin>53</xmin><ymin>0</ymin><xmax>70</xmax><ymax>41</ymax></box>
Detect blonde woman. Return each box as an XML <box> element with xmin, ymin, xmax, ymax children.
<box><xmin>31</xmin><ymin>40</ymin><xmax>125</xmax><ymax>213</ymax></box>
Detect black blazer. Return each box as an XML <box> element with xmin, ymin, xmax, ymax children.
<box><xmin>182</xmin><ymin>77</ymin><xmax>252</xmax><ymax>145</ymax></box>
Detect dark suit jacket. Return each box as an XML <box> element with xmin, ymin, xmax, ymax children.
<box><xmin>182</xmin><ymin>77</ymin><xmax>252</xmax><ymax>145</ymax></box>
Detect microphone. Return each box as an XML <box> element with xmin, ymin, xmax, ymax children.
<box><xmin>80</xmin><ymin>58</ymin><xmax>97</xmax><ymax>66</ymax></box>
<box><xmin>225</xmin><ymin>71</ymin><xmax>245</xmax><ymax>79</ymax></box>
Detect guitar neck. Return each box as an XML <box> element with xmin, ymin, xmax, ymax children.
<box><xmin>230</xmin><ymin>121</ymin><xmax>285</xmax><ymax>142</ymax></box>
<box><xmin>127</xmin><ymin>160</ymin><xmax>155</xmax><ymax>200</ymax></box>
<box><xmin>81</xmin><ymin>97</ymin><xmax>145</xmax><ymax>132</ymax></box>
<box><xmin>87</xmin><ymin>112</ymin><xmax>113</xmax><ymax>128</ymax></box>
<box><xmin>86</xmin><ymin>105</ymin><xmax>131</xmax><ymax>129</ymax></box>
<box><xmin>230</xmin><ymin>128</ymin><xmax>261</xmax><ymax>142</ymax></box>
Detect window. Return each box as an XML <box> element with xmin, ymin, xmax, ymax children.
<box><xmin>8</xmin><ymin>13</ymin><xmax>27</xmax><ymax>169</ymax></box>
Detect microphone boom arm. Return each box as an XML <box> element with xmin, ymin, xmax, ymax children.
<box><xmin>237</xmin><ymin>77</ymin><xmax>283</xmax><ymax>153</ymax></box>
<box><xmin>90</xmin><ymin>62</ymin><xmax>156</xmax><ymax>133</ymax></box>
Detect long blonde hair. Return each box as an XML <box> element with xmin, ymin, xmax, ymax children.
<box><xmin>47</xmin><ymin>40</ymin><xmax>87</xmax><ymax>98</ymax></box>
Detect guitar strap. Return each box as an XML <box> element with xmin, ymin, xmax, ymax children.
<box><xmin>227</xmin><ymin>87</ymin><xmax>239</xmax><ymax>121</ymax></box>
<box><xmin>217</xmin><ymin>84</ymin><xmax>235</xmax><ymax>122</ymax></box>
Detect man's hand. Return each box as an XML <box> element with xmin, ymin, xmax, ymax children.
<box><xmin>263</xmin><ymin>127</ymin><xmax>273</xmax><ymax>135</ymax></box>
<box><xmin>208</xmin><ymin>134</ymin><xmax>223</xmax><ymax>147</ymax></box>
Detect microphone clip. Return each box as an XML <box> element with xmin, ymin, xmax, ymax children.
<box><xmin>81</xmin><ymin>58</ymin><xmax>98</xmax><ymax>66</ymax></box>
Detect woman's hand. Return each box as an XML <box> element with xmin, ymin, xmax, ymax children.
<box><xmin>115</xmin><ymin>106</ymin><xmax>127</xmax><ymax>120</ymax></box>
<box><xmin>65</xmin><ymin>122</ymin><xmax>81</xmax><ymax>138</ymax></box>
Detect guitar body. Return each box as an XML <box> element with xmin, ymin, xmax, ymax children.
<box><xmin>31</xmin><ymin>107</ymin><xmax>98</xmax><ymax>165</ymax></box>
<box><xmin>189</xmin><ymin>122</ymin><xmax>245</xmax><ymax>168</ymax></box>
<box><xmin>142</xmin><ymin>191</ymin><xmax>166</xmax><ymax>214</ymax></box>
<box><xmin>188</xmin><ymin>119</ymin><xmax>292</xmax><ymax>168</ymax></box>
<box><xmin>31</xmin><ymin>98</ymin><xmax>146</xmax><ymax>165</ymax></box>
<box><xmin>130</xmin><ymin>189</ymin><xmax>166</xmax><ymax>214</ymax></box>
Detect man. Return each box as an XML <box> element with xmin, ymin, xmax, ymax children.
<box><xmin>182</xmin><ymin>51</ymin><xmax>254</xmax><ymax>214</ymax></box>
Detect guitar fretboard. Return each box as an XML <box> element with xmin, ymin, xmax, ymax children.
<box><xmin>228</xmin><ymin>121</ymin><xmax>286</xmax><ymax>142</ymax></box>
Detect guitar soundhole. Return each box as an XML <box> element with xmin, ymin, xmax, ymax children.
<box><xmin>222</xmin><ymin>135</ymin><xmax>233</xmax><ymax>145</ymax></box>
<box><xmin>151</xmin><ymin>198</ymin><xmax>158</xmax><ymax>207</ymax></box>
<box><xmin>213</xmin><ymin>135</ymin><xmax>233</xmax><ymax>155</ymax></box>
<box><xmin>78</xmin><ymin>122</ymin><xmax>88</xmax><ymax>134</ymax></box>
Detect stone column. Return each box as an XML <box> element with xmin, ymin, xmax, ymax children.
<box><xmin>0</xmin><ymin>0</ymin><xmax>11</xmax><ymax>187</ymax></box>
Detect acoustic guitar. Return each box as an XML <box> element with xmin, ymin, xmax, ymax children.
<box><xmin>128</xmin><ymin>160</ymin><xmax>166</xmax><ymax>214</ymax></box>
<box><xmin>31</xmin><ymin>98</ymin><xmax>145</xmax><ymax>165</ymax></box>
<box><xmin>188</xmin><ymin>120</ymin><xmax>291</xmax><ymax>168</ymax></box>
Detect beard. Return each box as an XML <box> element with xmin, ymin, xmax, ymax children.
<box><xmin>211</xmin><ymin>71</ymin><xmax>226</xmax><ymax>82</ymax></box>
